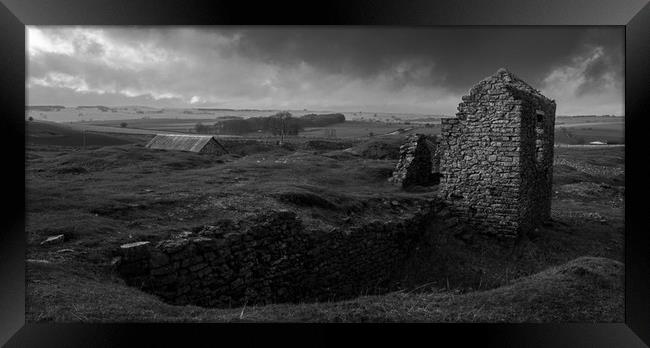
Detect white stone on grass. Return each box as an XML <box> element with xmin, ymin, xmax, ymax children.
<box><xmin>40</xmin><ymin>234</ymin><xmax>65</xmax><ymax>245</ymax></box>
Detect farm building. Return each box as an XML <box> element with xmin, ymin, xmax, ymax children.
<box><xmin>438</xmin><ymin>68</ymin><xmax>556</xmax><ymax>240</ymax></box>
<box><xmin>145</xmin><ymin>134</ymin><xmax>228</xmax><ymax>154</ymax></box>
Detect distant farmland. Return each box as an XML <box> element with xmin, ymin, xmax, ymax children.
<box><xmin>73</xmin><ymin>116</ymin><xmax>621</xmax><ymax>144</ymax></box>
<box><xmin>28</xmin><ymin>107</ymin><xmax>623</xmax><ymax>145</ymax></box>
<box><xmin>26</xmin><ymin>120</ymin><xmax>150</xmax><ymax>147</ymax></box>
<box><xmin>73</xmin><ymin>118</ymin><xmax>440</xmax><ymax>140</ymax></box>
<box><xmin>554</xmin><ymin>116</ymin><xmax>624</xmax><ymax>145</ymax></box>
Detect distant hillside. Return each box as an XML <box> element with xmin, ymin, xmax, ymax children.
<box><xmin>27</xmin><ymin>105</ymin><xmax>66</xmax><ymax>112</ymax></box>
<box><xmin>210</xmin><ymin>113</ymin><xmax>346</xmax><ymax>135</ymax></box>
<box><xmin>26</xmin><ymin>120</ymin><xmax>140</xmax><ymax>147</ymax></box>
<box><xmin>298</xmin><ymin>113</ymin><xmax>346</xmax><ymax>127</ymax></box>
<box><xmin>76</xmin><ymin>105</ymin><xmax>117</xmax><ymax>112</ymax></box>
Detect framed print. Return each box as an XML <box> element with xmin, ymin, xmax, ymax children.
<box><xmin>1</xmin><ymin>0</ymin><xmax>649</xmax><ymax>346</ymax></box>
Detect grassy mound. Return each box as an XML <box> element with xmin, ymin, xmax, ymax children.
<box><xmin>29</xmin><ymin>144</ymin><xmax>227</xmax><ymax>175</ymax></box>
<box><xmin>302</xmin><ymin>140</ymin><xmax>355</xmax><ymax>152</ymax></box>
<box><xmin>274</xmin><ymin>191</ymin><xmax>339</xmax><ymax>210</ymax></box>
<box><xmin>271</xmin><ymin>184</ymin><xmax>367</xmax><ymax>214</ymax></box>
<box><xmin>25</xmin><ymin>256</ymin><xmax>622</xmax><ymax>322</ymax></box>
<box><xmin>219</xmin><ymin>139</ymin><xmax>294</xmax><ymax>156</ymax></box>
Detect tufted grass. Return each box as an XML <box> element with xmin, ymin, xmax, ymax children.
<box><xmin>26</xmin><ymin>256</ymin><xmax>622</xmax><ymax>322</ymax></box>
<box><xmin>25</xmin><ymin>139</ymin><xmax>624</xmax><ymax>322</ymax></box>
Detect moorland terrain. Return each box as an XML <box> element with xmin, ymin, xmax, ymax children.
<box><xmin>25</xmin><ymin>113</ymin><xmax>624</xmax><ymax>322</ymax></box>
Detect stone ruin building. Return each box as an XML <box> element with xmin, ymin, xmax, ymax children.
<box><xmin>438</xmin><ymin>68</ymin><xmax>556</xmax><ymax>239</ymax></box>
<box><xmin>389</xmin><ymin>134</ymin><xmax>440</xmax><ymax>187</ymax></box>
<box><xmin>390</xmin><ymin>68</ymin><xmax>555</xmax><ymax>239</ymax></box>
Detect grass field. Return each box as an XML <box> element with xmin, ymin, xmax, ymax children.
<box><xmin>554</xmin><ymin>116</ymin><xmax>623</xmax><ymax>144</ymax></box>
<box><xmin>68</xmin><ymin>118</ymin><xmax>439</xmax><ymax>140</ymax></box>
<box><xmin>26</xmin><ymin>256</ymin><xmax>622</xmax><ymax>322</ymax></box>
<box><xmin>25</xmin><ymin>129</ymin><xmax>624</xmax><ymax>322</ymax></box>
<box><xmin>26</xmin><ymin>120</ymin><xmax>151</xmax><ymax>147</ymax></box>
<box><xmin>65</xmin><ymin>115</ymin><xmax>621</xmax><ymax>144</ymax></box>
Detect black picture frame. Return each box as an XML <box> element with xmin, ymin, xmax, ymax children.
<box><xmin>1</xmin><ymin>0</ymin><xmax>648</xmax><ymax>346</ymax></box>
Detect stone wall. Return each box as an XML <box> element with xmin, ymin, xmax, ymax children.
<box><xmin>115</xmin><ymin>202</ymin><xmax>448</xmax><ymax>308</ymax></box>
<box><xmin>200</xmin><ymin>138</ymin><xmax>229</xmax><ymax>154</ymax></box>
<box><xmin>389</xmin><ymin>134</ymin><xmax>439</xmax><ymax>187</ymax></box>
<box><xmin>517</xmin><ymin>90</ymin><xmax>556</xmax><ymax>233</ymax></box>
<box><xmin>438</xmin><ymin>68</ymin><xmax>555</xmax><ymax>239</ymax></box>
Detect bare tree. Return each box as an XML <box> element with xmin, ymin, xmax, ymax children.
<box><xmin>270</xmin><ymin>111</ymin><xmax>293</xmax><ymax>144</ymax></box>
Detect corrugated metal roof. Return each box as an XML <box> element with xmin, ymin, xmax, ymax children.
<box><xmin>145</xmin><ymin>134</ymin><xmax>227</xmax><ymax>153</ymax></box>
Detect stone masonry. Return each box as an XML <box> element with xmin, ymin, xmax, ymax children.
<box><xmin>389</xmin><ymin>134</ymin><xmax>440</xmax><ymax>187</ymax></box>
<box><xmin>114</xmin><ymin>202</ymin><xmax>452</xmax><ymax>308</ymax></box>
<box><xmin>438</xmin><ymin>68</ymin><xmax>556</xmax><ymax>239</ymax></box>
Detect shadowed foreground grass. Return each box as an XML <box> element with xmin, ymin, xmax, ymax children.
<box><xmin>25</xmin><ymin>140</ymin><xmax>624</xmax><ymax>322</ymax></box>
<box><xmin>26</xmin><ymin>256</ymin><xmax>622</xmax><ymax>322</ymax></box>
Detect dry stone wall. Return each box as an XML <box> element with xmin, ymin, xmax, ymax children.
<box><xmin>438</xmin><ymin>68</ymin><xmax>555</xmax><ymax>239</ymax></box>
<box><xmin>199</xmin><ymin>139</ymin><xmax>228</xmax><ymax>154</ymax></box>
<box><xmin>115</xmin><ymin>202</ymin><xmax>447</xmax><ymax>308</ymax></box>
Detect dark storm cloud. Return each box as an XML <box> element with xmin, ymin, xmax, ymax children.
<box><xmin>228</xmin><ymin>27</ymin><xmax>620</xmax><ymax>91</ymax></box>
<box><xmin>576</xmin><ymin>47</ymin><xmax>623</xmax><ymax>96</ymax></box>
<box><xmin>27</xmin><ymin>26</ymin><xmax>624</xmax><ymax>115</ymax></box>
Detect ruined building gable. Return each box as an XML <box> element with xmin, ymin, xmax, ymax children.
<box><xmin>438</xmin><ymin>68</ymin><xmax>556</xmax><ymax>239</ymax></box>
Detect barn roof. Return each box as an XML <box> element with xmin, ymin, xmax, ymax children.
<box><xmin>146</xmin><ymin>134</ymin><xmax>227</xmax><ymax>153</ymax></box>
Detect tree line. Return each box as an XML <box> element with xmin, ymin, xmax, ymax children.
<box><xmin>194</xmin><ymin>112</ymin><xmax>345</xmax><ymax>136</ymax></box>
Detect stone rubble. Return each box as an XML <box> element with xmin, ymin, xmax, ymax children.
<box><xmin>40</xmin><ymin>234</ymin><xmax>65</xmax><ymax>245</ymax></box>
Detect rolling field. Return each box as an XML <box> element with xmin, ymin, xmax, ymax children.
<box><xmin>555</xmin><ymin>123</ymin><xmax>624</xmax><ymax>144</ymax></box>
<box><xmin>64</xmin><ymin>117</ymin><xmax>621</xmax><ymax>146</ymax></box>
<box><xmin>28</xmin><ymin>107</ymin><xmax>623</xmax><ymax>145</ymax></box>
<box><xmin>26</xmin><ymin>120</ymin><xmax>151</xmax><ymax>147</ymax></box>
<box><xmin>24</xmin><ymin>130</ymin><xmax>624</xmax><ymax>322</ymax></box>
<box><xmin>298</xmin><ymin>121</ymin><xmax>440</xmax><ymax>139</ymax></box>
<box><xmin>65</xmin><ymin>119</ymin><xmax>440</xmax><ymax>141</ymax></box>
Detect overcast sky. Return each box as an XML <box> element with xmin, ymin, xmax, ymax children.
<box><xmin>27</xmin><ymin>26</ymin><xmax>624</xmax><ymax>116</ymax></box>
